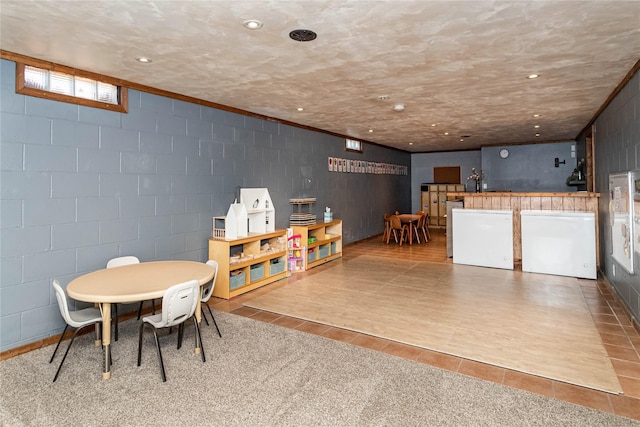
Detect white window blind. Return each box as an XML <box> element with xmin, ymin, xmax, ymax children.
<box><xmin>49</xmin><ymin>71</ymin><xmax>73</xmax><ymax>95</ymax></box>
<box><xmin>97</xmin><ymin>81</ymin><xmax>118</xmax><ymax>104</ymax></box>
<box><xmin>345</xmin><ymin>138</ymin><xmax>363</xmax><ymax>152</ymax></box>
<box><xmin>74</xmin><ymin>76</ymin><xmax>97</xmax><ymax>100</ymax></box>
<box><xmin>24</xmin><ymin>66</ymin><xmax>47</xmax><ymax>90</ymax></box>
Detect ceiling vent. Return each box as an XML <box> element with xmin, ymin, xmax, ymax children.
<box><xmin>289</xmin><ymin>29</ymin><xmax>317</xmax><ymax>42</ymax></box>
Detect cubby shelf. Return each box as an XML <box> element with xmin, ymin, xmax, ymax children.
<box><xmin>420</xmin><ymin>183</ymin><xmax>465</xmax><ymax>228</ymax></box>
<box><xmin>290</xmin><ymin>220</ymin><xmax>342</xmax><ymax>272</ymax></box>
<box><xmin>208</xmin><ymin>229</ymin><xmax>288</xmax><ymax>299</ymax></box>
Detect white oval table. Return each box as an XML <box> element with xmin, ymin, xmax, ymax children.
<box><xmin>67</xmin><ymin>260</ymin><xmax>215</xmax><ymax>379</ymax></box>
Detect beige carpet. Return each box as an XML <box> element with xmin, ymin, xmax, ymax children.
<box><xmin>2</xmin><ymin>312</ymin><xmax>636</xmax><ymax>426</ymax></box>
<box><xmin>244</xmin><ymin>255</ymin><xmax>623</xmax><ymax>394</ymax></box>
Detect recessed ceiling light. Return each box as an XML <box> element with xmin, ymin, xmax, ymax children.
<box><xmin>535</xmin><ymin>133</ymin><xmax>541</xmax><ymax>137</ymax></box>
<box><xmin>444</xmin><ymin>132</ymin><xmax>449</xmax><ymax>136</ymax></box>
<box><xmin>368</xmin><ymin>129</ymin><xmax>374</xmax><ymax>133</ymax></box>
<box><xmin>392</xmin><ymin>104</ymin><xmax>405</xmax><ymax>112</ymax></box>
<box><xmin>297</xmin><ymin>107</ymin><xmax>304</xmax><ymax>112</ymax></box>
<box><xmin>409</xmin><ymin>142</ymin><xmax>413</xmax><ymax>145</ymax></box>
<box><xmin>527</xmin><ymin>74</ymin><xmax>540</xmax><ymax>79</ymax></box>
<box><xmin>459</xmin><ymin>138</ymin><xmax>464</xmax><ymax>142</ymax></box>
<box><xmin>534</xmin><ymin>125</ymin><xmax>540</xmax><ymax>128</ymax></box>
<box><xmin>136</xmin><ymin>57</ymin><xmax>152</xmax><ymax>63</ymax></box>
<box><xmin>431</xmin><ymin>124</ymin><xmax>437</xmax><ymax>127</ymax></box>
<box><xmin>243</xmin><ymin>19</ymin><xmax>263</xmax><ymax>30</ymax></box>
<box><xmin>533</xmin><ymin>114</ymin><xmax>540</xmax><ymax>118</ymax></box>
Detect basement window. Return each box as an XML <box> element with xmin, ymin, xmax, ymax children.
<box><xmin>16</xmin><ymin>62</ymin><xmax>127</xmax><ymax>113</ymax></box>
<box><xmin>345</xmin><ymin>138</ymin><xmax>363</xmax><ymax>153</ymax></box>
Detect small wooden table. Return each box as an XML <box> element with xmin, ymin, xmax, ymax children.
<box><xmin>67</xmin><ymin>260</ymin><xmax>215</xmax><ymax>379</ymax></box>
<box><xmin>397</xmin><ymin>214</ymin><xmax>422</xmax><ymax>245</ymax></box>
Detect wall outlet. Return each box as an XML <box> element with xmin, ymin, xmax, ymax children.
<box><xmin>483</xmin><ymin>183</ymin><xmax>487</xmax><ymax>189</ymax></box>
<box><xmin>571</xmin><ymin>152</ymin><xmax>576</xmax><ymax>158</ymax></box>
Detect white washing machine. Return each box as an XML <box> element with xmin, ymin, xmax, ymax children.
<box><xmin>521</xmin><ymin>210</ymin><xmax>596</xmax><ymax>279</ymax></box>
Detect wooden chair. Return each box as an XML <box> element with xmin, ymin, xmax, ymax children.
<box><xmin>408</xmin><ymin>211</ymin><xmax>425</xmax><ymax>244</ymax></box>
<box><xmin>387</xmin><ymin>215</ymin><xmax>409</xmax><ymax>245</ymax></box>
<box><xmin>417</xmin><ymin>212</ymin><xmax>430</xmax><ymax>242</ymax></box>
<box><xmin>382</xmin><ymin>214</ymin><xmax>392</xmax><ymax>242</ymax></box>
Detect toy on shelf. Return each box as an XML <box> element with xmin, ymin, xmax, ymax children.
<box><xmin>241</xmin><ymin>188</ymin><xmax>275</xmax><ymax>234</ymax></box>
<box><xmin>290</xmin><ymin>197</ymin><xmax>316</xmax><ymax>225</ymax></box>
<box><xmin>287</xmin><ymin>230</ymin><xmax>305</xmax><ymax>272</ymax></box>
<box><xmin>214</xmin><ymin>188</ymin><xmax>276</xmax><ymax>240</ymax></box>
<box><xmin>225</xmin><ymin>202</ymin><xmax>248</xmax><ymax>239</ymax></box>
<box><xmin>212</xmin><ymin>216</ymin><xmax>226</xmax><ymax>240</ymax></box>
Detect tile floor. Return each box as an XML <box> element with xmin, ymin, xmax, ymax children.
<box><xmin>208</xmin><ymin>229</ymin><xmax>640</xmax><ymax>421</ymax></box>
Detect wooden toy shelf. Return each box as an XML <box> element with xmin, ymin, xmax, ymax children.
<box><xmin>290</xmin><ymin>220</ymin><xmax>342</xmax><ymax>271</ymax></box>
<box><xmin>208</xmin><ymin>229</ymin><xmax>287</xmax><ymax>299</ymax></box>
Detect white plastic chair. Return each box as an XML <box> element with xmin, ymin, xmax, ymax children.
<box><xmin>106</xmin><ymin>255</ymin><xmax>139</xmax><ymax>268</ymax></box>
<box><xmin>50</xmin><ymin>280</ymin><xmax>103</xmax><ymax>382</ymax></box>
<box><xmin>137</xmin><ymin>280</ymin><xmax>204</xmax><ymax>382</ymax></box>
<box><xmin>106</xmin><ymin>255</ymin><xmax>141</xmax><ymax>341</ymax></box>
<box><xmin>201</xmin><ymin>260</ymin><xmax>222</xmax><ymax>337</ymax></box>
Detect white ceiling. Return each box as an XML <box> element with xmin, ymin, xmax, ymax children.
<box><xmin>1</xmin><ymin>1</ymin><xmax>639</xmax><ymax>152</ymax></box>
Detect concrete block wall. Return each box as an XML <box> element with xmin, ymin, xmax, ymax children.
<box><xmin>481</xmin><ymin>142</ymin><xmax>578</xmax><ymax>192</ymax></box>
<box><xmin>589</xmin><ymin>69</ymin><xmax>640</xmax><ymax>324</ymax></box>
<box><xmin>0</xmin><ymin>59</ymin><xmax>410</xmax><ymax>351</ymax></box>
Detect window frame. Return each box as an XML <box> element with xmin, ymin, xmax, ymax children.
<box><xmin>16</xmin><ymin>61</ymin><xmax>127</xmax><ymax>113</ymax></box>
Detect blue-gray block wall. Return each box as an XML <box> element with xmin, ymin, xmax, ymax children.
<box><xmin>410</xmin><ymin>142</ymin><xmax>579</xmax><ymax>213</ymax></box>
<box><xmin>582</xmin><ymin>68</ymin><xmax>640</xmax><ymax>325</ymax></box>
<box><xmin>0</xmin><ymin>58</ymin><xmax>410</xmax><ymax>351</ymax></box>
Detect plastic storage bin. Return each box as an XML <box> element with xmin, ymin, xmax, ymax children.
<box><xmin>331</xmin><ymin>242</ymin><xmax>336</xmax><ymax>254</ymax></box>
<box><xmin>307</xmin><ymin>249</ymin><xmax>316</xmax><ymax>263</ymax></box>
<box><xmin>270</xmin><ymin>260</ymin><xmax>285</xmax><ymax>275</ymax></box>
<box><xmin>229</xmin><ymin>271</ymin><xmax>246</xmax><ymax>290</ymax></box>
<box><xmin>250</xmin><ymin>264</ymin><xmax>265</xmax><ymax>281</ymax></box>
<box><xmin>319</xmin><ymin>245</ymin><xmax>329</xmax><ymax>259</ymax></box>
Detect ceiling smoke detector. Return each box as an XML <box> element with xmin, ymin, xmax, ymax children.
<box><xmin>393</xmin><ymin>104</ymin><xmax>405</xmax><ymax>112</ymax></box>
<box><xmin>289</xmin><ymin>29</ymin><xmax>317</xmax><ymax>42</ymax></box>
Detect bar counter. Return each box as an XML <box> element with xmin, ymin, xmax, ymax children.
<box><xmin>447</xmin><ymin>192</ymin><xmax>601</xmax><ymax>266</ymax></box>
